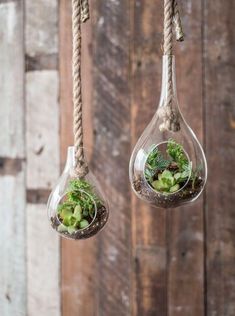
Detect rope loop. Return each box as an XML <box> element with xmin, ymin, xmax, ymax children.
<box><xmin>81</xmin><ymin>0</ymin><xmax>90</xmax><ymax>23</ymax></box>
<box><xmin>72</xmin><ymin>0</ymin><xmax>90</xmax><ymax>177</ymax></box>
<box><xmin>174</xmin><ymin>1</ymin><xmax>184</xmax><ymax>42</ymax></box>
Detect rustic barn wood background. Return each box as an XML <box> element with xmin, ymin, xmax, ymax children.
<box><xmin>0</xmin><ymin>0</ymin><xmax>234</xmax><ymax>315</ymax></box>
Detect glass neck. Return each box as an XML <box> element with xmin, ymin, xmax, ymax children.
<box><xmin>159</xmin><ymin>55</ymin><xmax>178</xmax><ymax>106</ymax></box>
<box><xmin>64</xmin><ymin>146</ymin><xmax>76</xmax><ymax>171</ymax></box>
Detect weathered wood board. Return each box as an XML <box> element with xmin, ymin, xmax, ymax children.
<box><xmin>59</xmin><ymin>1</ymin><xmax>99</xmax><ymax>316</ymax></box>
<box><xmin>0</xmin><ymin>1</ymin><xmax>24</xmax><ymax>159</ymax></box>
<box><xmin>168</xmin><ymin>1</ymin><xmax>205</xmax><ymax>315</ymax></box>
<box><xmin>59</xmin><ymin>1</ymin><xmax>235</xmax><ymax>316</ymax></box>
<box><xmin>0</xmin><ymin>172</ymin><xmax>26</xmax><ymax>316</ymax></box>
<box><xmin>27</xmin><ymin>204</ymin><xmax>60</xmax><ymax>316</ymax></box>
<box><xmin>0</xmin><ymin>2</ymin><xmax>26</xmax><ymax>315</ymax></box>
<box><xmin>92</xmin><ymin>1</ymin><xmax>132</xmax><ymax>315</ymax></box>
<box><xmin>25</xmin><ymin>0</ymin><xmax>58</xmax><ymax>57</ymax></box>
<box><xmin>26</xmin><ymin>71</ymin><xmax>60</xmax><ymax>316</ymax></box>
<box><xmin>131</xmin><ymin>1</ymin><xmax>168</xmax><ymax>314</ymax></box>
<box><xmin>26</xmin><ymin>71</ymin><xmax>60</xmax><ymax>190</ymax></box>
<box><xmin>25</xmin><ymin>0</ymin><xmax>61</xmax><ymax>315</ymax></box>
<box><xmin>204</xmin><ymin>1</ymin><xmax>235</xmax><ymax>315</ymax></box>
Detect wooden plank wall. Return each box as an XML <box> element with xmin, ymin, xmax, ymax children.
<box><xmin>25</xmin><ymin>0</ymin><xmax>60</xmax><ymax>315</ymax></box>
<box><xmin>131</xmin><ymin>2</ymin><xmax>168</xmax><ymax>315</ymax></box>
<box><xmin>204</xmin><ymin>2</ymin><xmax>235</xmax><ymax>315</ymax></box>
<box><xmin>59</xmin><ymin>1</ymin><xmax>98</xmax><ymax>315</ymax></box>
<box><xmin>60</xmin><ymin>1</ymin><xmax>235</xmax><ymax>316</ymax></box>
<box><xmin>93</xmin><ymin>1</ymin><xmax>133</xmax><ymax>315</ymax></box>
<box><xmin>168</xmin><ymin>2</ymin><xmax>204</xmax><ymax>315</ymax></box>
<box><xmin>0</xmin><ymin>0</ymin><xmax>61</xmax><ymax>315</ymax></box>
<box><xmin>0</xmin><ymin>2</ymin><xmax>26</xmax><ymax>315</ymax></box>
<box><xmin>0</xmin><ymin>0</ymin><xmax>235</xmax><ymax>316</ymax></box>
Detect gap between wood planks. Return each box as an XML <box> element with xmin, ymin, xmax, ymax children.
<box><xmin>0</xmin><ymin>157</ymin><xmax>25</xmax><ymax>176</ymax></box>
<box><xmin>25</xmin><ymin>53</ymin><xmax>58</xmax><ymax>71</ymax></box>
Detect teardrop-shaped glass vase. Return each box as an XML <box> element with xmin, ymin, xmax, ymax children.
<box><xmin>47</xmin><ymin>147</ymin><xmax>109</xmax><ymax>240</ymax></box>
<box><xmin>129</xmin><ymin>55</ymin><xmax>207</xmax><ymax>208</ymax></box>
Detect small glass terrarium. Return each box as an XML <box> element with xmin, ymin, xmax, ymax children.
<box><xmin>129</xmin><ymin>56</ymin><xmax>207</xmax><ymax>208</ymax></box>
<box><xmin>47</xmin><ymin>147</ymin><xmax>109</xmax><ymax>240</ymax></box>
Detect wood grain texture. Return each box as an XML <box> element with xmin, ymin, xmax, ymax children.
<box><xmin>25</xmin><ymin>1</ymin><xmax>61</xmax><ymax>314</ymax></box>
<box><xmin>26</xmin><ymin>71</ymin><xmax>60</xmax><ymax>189</ymax></box>
<box><xmin>131</xmin><ymin>1</ymin><xmax>167</xmax><ymax>315</ymax></box>
<box><xmin>0</xmin><ymin>172</ymin><xmax>26</xmax><ymax>316</ymax></box>
<box><xmin>0</xmin><ymin>2</ymin><xmax>26</xmax><ymax>315</ymax></box>
<box><xmin>0</xmin><ymin>1</ymin><xmax>24</xmax><ymax>159</ymax></box>
<box><xmin>168</xmin><ymin>1</ymin><xmax>205</xmax><ymax>316</ymax></box>
<box><xmin>25</xmin><ymin>0</ymin><xmax>58</xmax><ymax>57</ymax></box>
<box><xmin>58</xmin><ymin>1</ymin><xmax>235</xmax><ymax>316</ymax></box>
<box><xmin>60</xmin><ymin>1</ymin><xmax>98</xmax><ymax>315</ymax></box>
<box><xmin>27</xmin><ymin>204</ymin><xmax>60</xmax><ymax>316</ymax></box>
<box><xmin>26</xmin><ymin>70</ymin><xmax>61</xmax><ymax>316</ymax></box>
<box><xmin>92</xmin><ymin>1</ymin><xmax>132</xmax><ymax>315</ymax></box>
<box><xmin>204</xmin><ymin>1</ymin><xmax>235</xmax><ymax>315</ymax></box>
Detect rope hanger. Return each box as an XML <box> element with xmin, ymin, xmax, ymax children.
<box><xmin>71</xmin><ymin>0</ymin><xmax>183</xmax><ymax>174</ymax></box>
<box><xmin>158</xmin><ymin>0</ymin><xmax>184</xmax><ymax>132</ymax></box>
<box><xmin>164</xmin><ymin>0</ymin><xmax>184</xmax><ymax>55</ymax></box>
<box><xmin>72</xmin><ymin>0</ymin><xmax>90</xmax><ymax>177</ymax></box>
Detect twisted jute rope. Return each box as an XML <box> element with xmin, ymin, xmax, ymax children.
<box><xmin>72</xmin><ymin>0</ymin><xmax>90</xmax><ymax>177</ymax></box>
<box><xmin>158</xmin><ymin>0</ymin><xmax>184</xmax><ymax>132</ymax></box>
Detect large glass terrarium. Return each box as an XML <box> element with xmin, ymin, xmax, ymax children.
<box><xmin>129</xmin><ymin>56</ymin><xmax>207</xmax><ymax>208</ymax></box>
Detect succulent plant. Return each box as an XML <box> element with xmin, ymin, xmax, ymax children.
<box><xmin>145</xmin><ymin>139</ymin><xmax>193</xmax><ymax>194</ymax></box>
<box><xmin>145</xmin><ymin>146</ymin><xmax>172</xmax><ymax>183</ymax></box>
<box><xmin>56</xmin><ymin>179</ymin><xmax>101</xmax><ymax>234</ymax></box>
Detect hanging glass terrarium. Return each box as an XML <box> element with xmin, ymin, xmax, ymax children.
<box><xmin>48</xmin><ymin>147</ymin><xmax>109</xmax><ymax>240</ymax></box>
<box><xmin>47</xmin><ymin>0</ymin><xmax>109</xmax><ymax>239</ymax></box>
<box><xmin>129</xmin><ymin>1</ymin><xmax>207</xmax><ymax>209</ymax></box>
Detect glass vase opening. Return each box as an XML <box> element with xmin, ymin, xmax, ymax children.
<box><xmin>47</xmin><ymin>146</ymin><xmax>109</xmax><ymax>240</ymax></box>
<box><xmin>129</xmin><ymin>56</ymin><xmax>207</xmax><ymax>209</ymax></box>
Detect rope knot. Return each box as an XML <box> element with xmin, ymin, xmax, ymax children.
<box><xmin>75</xmin><ymin>161</ymin><xmax>89</xmax><ymax>178</ymax></box>
<box><xmin>158</xmin><ymin>106</ymin><xmax>180</xmax><ymax>132</ymax></box>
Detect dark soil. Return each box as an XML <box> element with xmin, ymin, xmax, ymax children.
<box><xmin>51</xmin><ymin>204</ymin><xmax>108</xmax><ymax>240</ymax></box>
<box><xmin>133</xmin><ymin>176</ymin><xmax>203</xmax><ymax>209</ymax></box>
